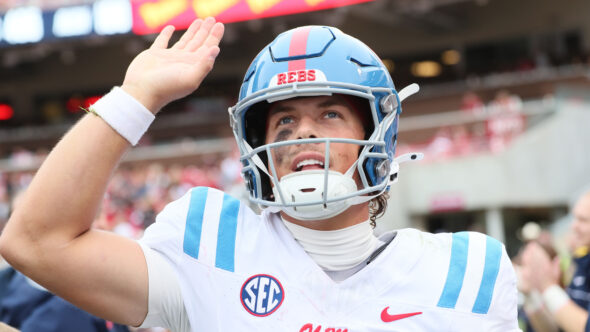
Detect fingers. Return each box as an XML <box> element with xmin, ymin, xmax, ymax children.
<box><xmin>203</xmin><ymin>22</ymin><xmax>225</xmax><ymax>49</ymax></box>
<box><xmin>186</xmin><ymin>17</ymin><xmax>217</xmax><ymax>52</ymax></box>
<box><xmin>208</xmin><ymin>46</ymin><xmax>221</xmax><ymax>60</ymax></box>
<box><xmin>150</xmin><ymin>25</ymin><xmax>175</xmax><ymax>50</ymax></box>
<box><xmin>194</xmin><ymin>22</ymin><xmax>224</xmax><ymax>62</ymax></box>
<box><xmin>151</xmin><ymin>17</ymin><xmax>223</xmax><ymax>53</ymax></box>
<box><xmin>172</xmin><ymin>19</ymin><xmax>203</xmax><ymax>50</ymax></box>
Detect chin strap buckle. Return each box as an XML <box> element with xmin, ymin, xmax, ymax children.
<box><xmin>389</xmin><ymin>152</ymin><xmax>424</xmax><ymax>184</ymax></box>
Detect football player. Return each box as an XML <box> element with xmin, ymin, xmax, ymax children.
<box><xmin>0</xmin><ymin>17</ymin><xmax>519</xmax><ymax>331</ymax></box>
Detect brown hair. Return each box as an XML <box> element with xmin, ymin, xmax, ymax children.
<box><xmin>369</xmin><ymin>192</ymin><xmax>389</xmax><ymax>228</ymax></box>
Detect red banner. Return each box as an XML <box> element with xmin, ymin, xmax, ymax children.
<box><xmin>131</xmin><ymin>0</ymin><xmax>374</xmax><ymax>35</ymax></box>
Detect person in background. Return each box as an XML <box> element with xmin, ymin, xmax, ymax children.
<box><xmin>521</xmin><ymin>190</ymin><xmax>590</xmax><ymax>332</ymax></box>
<box><xmin>0</xmin><ymin>268</ymin><xmax>130</xmax><ymax>332</ymax></box>
<box><xmin>516</xmin><ymin>222</ymin><xmax>562</xmax><ymax>332</ymax></box>
<box><xmin>461</xmin><ymin>91</ymin><xmax>486</xmax><ymax>115</ymax></box>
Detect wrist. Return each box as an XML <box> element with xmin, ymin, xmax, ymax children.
<box><xmin>523</xmin><ymin>290</ymin><xmax>544</xmax><ymax>313</ymax></box>
<box><xmin>120</xmin><ymin>84</ymin><xmax>161</xmax><ymax>114</ymax></box>
<box><xmin>542</xmin><ymin>284</ymin><xmax>569</xmax><ymax>314</ymax></box>
<box><xmin>539</xmin><ymin>280</ymin><xmax>557</xmax><ymax>293</ymax></box>
<box><xmin>90</xmin><ymin>87</ymin><xmax>155</xmax><ymax>146</ymax></box>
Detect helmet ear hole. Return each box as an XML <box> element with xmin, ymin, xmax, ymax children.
<box><xmin>244</xmin><ymin>167</ymin><xmax>273</xmax><ymax>201</ymax></box>
<box><xmin>259</xmin><ymin>168</ymin><xmax>273</xmax><ymax>201</ymax></box>
<box><xmin>245</xmin><ymin>101</ymin><xmax>271</xmax><ymax>149</ymax></box>
<box><xmin>244</xmin><ymin>171</ymin><xmax>256</xmax><ymax>195</ymax></box>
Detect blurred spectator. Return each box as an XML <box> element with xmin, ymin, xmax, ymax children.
<box><xmin>486</xmin><ymin>90</ymin><xmax>525</xmax><ymax>153</ymax></box>
<box><xmin>426</xmin><ymin>127</ymin><xmax>454</xmax><ymax>159</ymax></box>
<box><xmin>0</xmin><ymin>267</ymin><xmax>130</xmax><ymax>332</ymax></box>
<box><xmin>8</xmin><ymin>148</ymin><xmax>36</xmax><ymax>169</ymax></box>
<box><xmin>461</xmin><ymin>91</ymin><xmax>486</xmax><ymax>115</ymax></box>
<box><xmin>450</xmin><ymin>125</ymin><xmax>472</xmax><ymax>156</ymax></box>
<box><xmin>520</xmin><ymin>190</ymin><xmax>590</xmax><ymax>332</ymax></box>
<box><xmin>514</xmin><ymin>222</ymin><xmax>562</xmax><ymax>332</ymax></box>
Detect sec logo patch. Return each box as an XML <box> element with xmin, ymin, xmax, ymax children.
<box><xmin>240</xmin><ymin>274</ymin><xmax>284</xmax><ymax>317</ymax></box>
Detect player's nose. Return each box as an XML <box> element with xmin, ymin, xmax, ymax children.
<box><xmin>295</xmin><ymin>115</ymin><xmax>319</xmax><ymax>140</ymax></box>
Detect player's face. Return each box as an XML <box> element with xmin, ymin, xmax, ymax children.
<box><xmin>571</xmin><ymin>194</ymin><xmax>590</xmax><ymax>249</ymax></box>
<box><xmin>264</xmin><ymin>95</ymin><xmax>365</xmax><ymax>181</ymax></box>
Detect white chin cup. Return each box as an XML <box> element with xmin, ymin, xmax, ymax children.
<box><xmin>272</xmin><ymin>170</ymin><xmax>358</xmax><ymax>221</ymax></box>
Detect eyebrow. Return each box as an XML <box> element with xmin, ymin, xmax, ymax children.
<box><xmin>268</xmin><ymin>98</ymin><xmax>348</xmax><ymax>116</ymax></box>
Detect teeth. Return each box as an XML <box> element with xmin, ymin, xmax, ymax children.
<box><xmin>296</xmin><ymin>159</ymin><xmax>324</xmax><ymax>169</ymax></box>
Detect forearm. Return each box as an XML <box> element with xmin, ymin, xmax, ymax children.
<box><xmin>0</xmin><ymin>113</ymin><xmax>130</xmax><ymax>268</ymax></box>
<box><xmin>554</xmin><ymin>301</ymin><xmax>588</xmax><ymax>332</ymax></box>
<box><xmin>540</xmin><ymin>284</ymin><xmax>588</xmax><ymax>332</ymax></box>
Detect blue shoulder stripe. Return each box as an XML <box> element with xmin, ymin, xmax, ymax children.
<box><xmin>183</xmin><ymin>187</ymin><xmax>208</xmax><ymax>259</ymax></box>
<box><xmin>472</xmin><ymin>236</ymin><xmax>502</xmax><ymax>314</ymax></box>
<box><xmin>437</xmin><ymin>232</ymin><xmax>469</xmax><ymax>309</ymax></box>
<box><xmin>215</xmin><ymin>194</ymin><xmax>240</xmax><ymax>272</ymax></box>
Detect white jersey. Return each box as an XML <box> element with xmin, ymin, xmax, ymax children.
<box><xmin>139</xmin><ymin>187</ymin><xmax>519</xmax><ymax>332</ymax></box>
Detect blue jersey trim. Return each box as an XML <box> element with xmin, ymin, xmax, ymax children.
<box><xmin>183</xmin><ymin>187</ymin><xmax>208</xmax><ymax>259</ymax></box>
<box><xmin>437</xmin><ymin>232</ymin><xmax>469</xmax><ymax>309</ymax></box>
<box><xmin>472</xmin><ymin>236</ymin><xmax>502</xmax><ymax>314</ymax></box>
<box><xmin>215</xmin><ymin>194</ymin><xmax>240</xmax><ymax>272</ymax></box>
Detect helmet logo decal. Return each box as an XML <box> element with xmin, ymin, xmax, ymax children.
<box><xmin>279</xmin><ymin>69</ymin><xmax>314</xmax><ymax>85</ymax></box>
<box><xmin>269</xmin><ymin>69</ymin><xmax>326</xmax><ymax>87</ymax></box>
<box><xmin>240</xmin><ymin>274</ymin><xmax>285</xmax><ymax>317</ymax></box>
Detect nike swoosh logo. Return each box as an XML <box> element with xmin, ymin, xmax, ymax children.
<box><xmin>381</xmin><ymin>307</ymin><xmax>422</xmax><ymax>322</ymax></box>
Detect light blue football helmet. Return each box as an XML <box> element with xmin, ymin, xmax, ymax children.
<box><xmin>228</xmin><ymin>25</ymin><xmax>419</xmax><ymax>220</ymax></box>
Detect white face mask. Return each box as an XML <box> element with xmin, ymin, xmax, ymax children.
<box><xmin>235</xmin><ymin>84</ymin><xmax>423</xmax><ymax>221</ymax></box>
<box><xmin>266</xmin><ymin>151</ymin><xmax>423</xmax><ymax>220</ymax></box>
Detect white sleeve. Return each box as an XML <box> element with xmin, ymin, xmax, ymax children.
<box><xmin>487</xmin><ymin>245</ymin><xmax>522</xmax><ymax>331</ymax></box>
<box><xmin>138</xmin><ymin>242</ymin><xmax>191</xmax><ymax>332</ymax></box>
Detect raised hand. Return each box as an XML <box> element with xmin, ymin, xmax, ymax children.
<box><xmin>122</xmin><ymin>17</ymin><xmax>225</xmax><ymax>113</ymax></box>
<box><xmin>521</xmin><ymin>241</ymin><xmax>560</xmax><ymax>291</ymax></box>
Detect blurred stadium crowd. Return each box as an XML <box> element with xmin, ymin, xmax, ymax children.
<box><xmin>0</xmin><ymin>87</ymin><xmax>532</xmax><ymax>229</ymax></box>
<box><xmin>0</xmin><ymin>148</ymin><xmax>245</xmax><ymax>237</ymax></box>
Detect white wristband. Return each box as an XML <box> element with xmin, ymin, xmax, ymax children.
<box><xmin>523</xmin><ymin>290</ymin><xmax>544</xmax><ymax>313</ymax></box>
<box><xmin>542</xmin><ymin>285</ymin><xmax>569</xmax><ymax>313</ymax></box>
<box><xmin>90</xmin><ymin>87</ymin><xmax>155</xmax><ymax>146</ymax></box>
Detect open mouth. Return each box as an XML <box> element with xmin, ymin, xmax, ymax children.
<box><xmin>295</xmin><ymin>159</ymin><xmax>325</xmax><ymax>172</ymax></box>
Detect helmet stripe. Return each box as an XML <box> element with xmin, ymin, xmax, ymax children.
<box><xmin>288</xmin><ymin>26</ymin><xmax>312</xmax><ymax>72</ymax></box>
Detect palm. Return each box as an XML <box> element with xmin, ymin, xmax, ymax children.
<box><xmin>122</xmin><ymin>18</ymin><xmax>224</xmax><ymax>112</ymax></box>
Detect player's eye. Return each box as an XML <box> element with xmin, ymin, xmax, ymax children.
<box><xmin>277</xmin><ymin>116</ymin><xmax>293</xmax><ymax>126</ymax></box>
<box><xmin>324</xmin><ymin>111</ymin><xmax>341</xmax><ymax>119</ymax></box>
